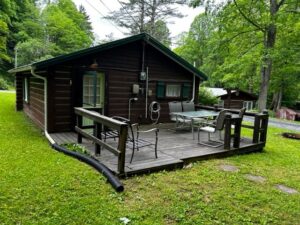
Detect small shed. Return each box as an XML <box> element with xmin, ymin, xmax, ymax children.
<box><xmin>9</xmin><ymin>33</ymin><xmax>206</xmax><ymax>133</ymax></box>
<box><xmin>207</xmin><ymin>88</ymin><xmax>257</xmax><ymax>110</ymax></box>
<box><xmin>276</xmin><ymin>107</ymin><xmax>298</xmax><ymax>121</ymax></box>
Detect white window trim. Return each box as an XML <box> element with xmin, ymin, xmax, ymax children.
<box><xmin>243</xmin><ymin>101</ymin><xmax>253</xmax><ymax>110</ymax></box>
<box><xmin>24</xmin><ymin>77</ymin><xmax>29</xmax><ymax>103</ymax></box>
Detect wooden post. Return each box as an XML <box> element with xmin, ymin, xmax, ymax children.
<box><xmin>77</xmin><ymin>115</ymin><xmax>82</xmax><ymax>143</ymax></box>
<box><xmin>117</xmin><ymin>124</ymin><xmax>128</xmax><ymax>175</ymax></box>
<box><xmin>95</xmin><ymin>122</ymin><xmax>102</xmax><ymax>155</ymax></box>
<box><xmin>253</xmin><ymin>114</ymin><xmax>261</xmax><ymax>143</ymax></box>
<box><xmin>260</xmin><ymin>110</ymin><xmax>269</xmax><ymax>144</ymax></box>
<box><xmin>233</xmin><ymin>117</ymin><xmax>242</xmax><ymax>148</ymax></box>
<box><xmin>224</xmin><ymin>113</ymin><xmax>232</xmax><ymax>150</ymax></box>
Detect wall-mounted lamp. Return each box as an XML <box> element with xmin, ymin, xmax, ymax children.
<box><xmin>89</xmin><ymin>59</ymin><xmax>99</xmax><ymax>69</ymax></box>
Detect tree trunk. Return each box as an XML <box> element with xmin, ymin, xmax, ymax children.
<box><xmin>258</xmin><ymin>55</ymin><xmax>272</xmax><ymax>111</ymax></box>
<box><xmin>257</xmin><ymin>0</ymin><xmax>279</xmax><ymax>111</ymax></box>
<box><xmin>140</xmin><ymin>0</ymin><xmax>145</xmax><ymax>32</ymax></box>
<box><xmin>270</xmin><ymin>87</ymin><xmax>283</xmax><ymax>112</ymax></box>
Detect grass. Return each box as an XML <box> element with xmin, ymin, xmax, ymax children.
<box><xmin>0</xmin><ymin>92</ymin><xmax>299</xmax><ymax>225</ymax></box>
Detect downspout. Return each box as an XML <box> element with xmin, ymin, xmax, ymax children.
<box><xmin>30</xmin><ymin>67</ymin><xmax>55</xmax><ymax>144</ymax></box>
<box><xmin>190</xmin><ymin>74</ymin><xmax>196</xmax><ymax>103</ymax></box>
<box><xmin>190</xmin><ymin>62</ymin><xmax>197</xmax><ymax>103</ymax></box>
<box><xmin>145</xmin><ymin>66</ymin><xmax>149</xmax><ymax>119</ymax></box>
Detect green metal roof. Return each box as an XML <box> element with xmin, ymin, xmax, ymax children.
<box><xmin>9</xmin><ymin>33</ymin><xmax>207</xmax><ymax>80</ymax></box>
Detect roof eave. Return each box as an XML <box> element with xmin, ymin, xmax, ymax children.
<box><xmin>8</xmin><ymin>64</ymin><xmax>32</xmax><ymax>74</ymax></box>
<box><xmin>145</xmin><ymin>36</ymin><xmax>207</xmax><ymax>80</ymax></box>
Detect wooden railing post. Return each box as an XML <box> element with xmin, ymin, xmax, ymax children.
<box><xmin>224</xmin><ymin>113</ymin><xmax>232</xmax><ymax>150</ymax></box>
<box><xmin>95</xmin><ymin>122</ymin><xmax>102</xmax><ymax>155</ymax></box>
<box><xmin>117</xmin><ymin>124</ymin><xmax>128</xmax><ymax>175</ymax></box>
<box><xmin>77</xmin><ymin>115</ymin><xmax>82</xmax><ymax>144</ymax></box>
<box><xmin>260</xmin><ymin>110</ymin><xmax>269</xmax><ymax>144</ymax></box>
<box><xmin>233</xmin><ymin>117</ymin><xmax>242</xmax><ymax>148</ymax></box>
<box><xmin>253</xmin><ymin>114</ymin><xmax>261</xmax><ymax>143</ymax></box>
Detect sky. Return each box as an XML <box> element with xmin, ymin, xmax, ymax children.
<box><xmin>72</xmin><ymin>0</ymin><xmax>204</xmax><ymax>44</ymax></box>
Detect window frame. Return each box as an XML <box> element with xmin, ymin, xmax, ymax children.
<box><xmin>165</xmin><ymin>83</ymin><xmax>182</xmax><ymax>98</ymax></box>
<box><xmin>156</xmin><ymin>81</ymin><xmax>192</xmax><ymax>100</ymax></box>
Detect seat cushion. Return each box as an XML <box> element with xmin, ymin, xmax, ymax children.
<box><xmin>200</xmin><ymin>126</ymin><xmax>215</xmax><ymax>133</ymax></box>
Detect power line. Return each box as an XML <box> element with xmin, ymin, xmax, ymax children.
<box><xmin>85</xmin><ymin>0</ymin><xmax>124</xmax><ymax>34</ymax></box>
<box><xmin>98</xmin><ymin>0</ymin><xmax>113</xmax><ymax>13</ymax></box>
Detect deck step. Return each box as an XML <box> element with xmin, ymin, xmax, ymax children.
<box><xmin>124</xmin><ymin>158</ymin><xmax>184</xmax><ymax>176</ymax></box>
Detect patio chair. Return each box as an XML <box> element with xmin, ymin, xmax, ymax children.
<box><xmin>182</xmin><ymin>101</ymin><xmax>195</xmax><ymax>112</ymax></box>
<box><xmin>168</xmin><ymin>101</ymin><xmax>191</xmax><ymax>130</ymax></box>
<box><xmin>197</xmin><ymin>110</ymin><xmax>227</xmax><ymax>147</ymax></box>
<box><xmin>129</xmin><ymin>124</ymin><xmax>159</xmax><ymax>163</ymax></box>
<box><xmin>103</xmin><ymin>116</ymin><xmax>158</xmax><ymax>163</ymax></box>
<box><xmin>102</xmin><ymin>116</ymin><xmax>129</xmax><ymax>141</ymax></box>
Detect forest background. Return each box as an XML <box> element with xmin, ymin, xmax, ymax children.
<box><xmin>0</xmin><ymin>0</ymin><xmax>299</xmax><ymax>111</ymax></box>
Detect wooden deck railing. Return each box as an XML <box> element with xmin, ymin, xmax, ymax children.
<box><xmin>196</xmin><ymin>105</ymin><xmax>269</xmax><ymax>150</ymax></box>
<box><xmin>74</xmin><ymin>107</ymin><xmax>128</xmax><ymax>175</ymax></box>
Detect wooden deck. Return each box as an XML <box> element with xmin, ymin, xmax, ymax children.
<box><xmin>50</xmin><ymin>123</ymin><xmax>264</xmax><ymax>176</ymax></box>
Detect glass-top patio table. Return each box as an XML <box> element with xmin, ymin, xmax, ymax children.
<box><xmin>170</xmin><ymin>110</ymin><xmax>220</xmax><ymax>139</ymax></box>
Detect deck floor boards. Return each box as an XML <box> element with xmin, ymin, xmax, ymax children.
<box><xmin>49</xmin><ymin>124</ymin><xmax>261</xmax><ymax>176</ymax></box>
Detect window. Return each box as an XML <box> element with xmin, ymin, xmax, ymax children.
<box><xmin>83</xmin><ymin>73</ymin><xmax>101</xmax><ymax>107</ymax></box>
<box><xmin>243</xmin><ymin>101</ymin><xmax>253</xmax><ymax>110</ymax></box>
<box><xmin>156</xmin><ymin>82</ymin><xmax>192</xmax><ymax>99</ymax></box>
<box><xmin>166</xmin><ymin>84</ymin><xmax>181</xmax><ymax>98</ymax></box>
<box><xmin>218</xmin><ymin>100</ymin><xmax>224</xmax><ymax>108</ymax></box>
<box><xmin>23</xmin><ymin>77</ymin><xmax>29</xmax><ymax>103</ymax></box>
<box><xmin>83</xmin><ymin>72</ymin><xmax>105</xmax><ymax>108</ymax></box>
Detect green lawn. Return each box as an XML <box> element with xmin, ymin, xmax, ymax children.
<box><xmin>0</xmin><ymin>92</ymin><xmax>299</xmax><ymax>225</ymax></box>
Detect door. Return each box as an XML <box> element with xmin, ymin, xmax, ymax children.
<box><xmin>82</xmin><ymin>71</ymin><xmax>105</xmax><ymax>125</ymax></box>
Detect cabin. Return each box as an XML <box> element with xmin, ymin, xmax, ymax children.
<box><xmin>207</xmin><ymin>88</ymin><xmax>257</xmax><ymax>110</ymax></box>
<box><xmin>276</xmin><ymin>107</ymin><xmax>300</xmax><ymax>121</ymax></box>
<box><xmin>9</xmin><ymin>34</ymin><xmax>269</xmax><ymax>177</ymax></box>
<box><xmin>9</xmin><ymin>33</ymin><xmax>206</xmax><ymax>133</ymax></box>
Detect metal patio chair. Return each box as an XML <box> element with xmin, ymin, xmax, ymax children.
<box><xmin>168</xmin><ymin>101</ymin><xmax>191</xmax><ymax>130</ymax></box>
<box><xmin>197</xmin><ymin>110</ymin><xmax>227</xmax><ymax>147</ymax></box>
<box><xmin>129</xmin><ymin>124</ymin><xmax>159</xmax><ymax>163</ymax></box>
<box><xmin>182</xmin><ymin>101</ymin><xmax>195</xmax><ymax>112</ymax></box>
<box><xmin>103</xmin><ymin>116</ymin><xmax>158</xmax><ymax>163</ymax></box>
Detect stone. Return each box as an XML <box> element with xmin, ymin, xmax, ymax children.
<box><xmin>244</xmin><ymin>174</ymin><xmax>266</xmax><ymax>183</ymax></box>
<box><xmin>276</xmin><ymin>184</ymin><xmax>298</xmax><ymax>194</ymax></box>
<box><xmin>219</xmin><ymin>164</ymin><xmax>239</xmax><ymax>172</ymax></box>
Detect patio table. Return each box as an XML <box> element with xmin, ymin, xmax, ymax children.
<box><xmin>170</xmin><ymin>110</ymin><xmax>220</xmax><ymax>139</ymax></box>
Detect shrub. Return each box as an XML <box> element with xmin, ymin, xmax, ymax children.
<box><xmin>61</xmin><ymin>143</ymin><xmax>89</xmax><ymax>155</ymax></box>
<box><xmin>0</xmin><ymin>78</ymin><xmax>9</xmax><ymax>90</ymax></box>
<box><xmin>198</xmin><ymin>87</ymin><xmax>219</xmax><ymax>106</ymax></box>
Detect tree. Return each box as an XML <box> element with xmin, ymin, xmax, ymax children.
<box><xmin>189</xmin><ymin>0</ymin><xmax>299</xmax><ymax>111</ymax></box>
<box><xmin>105</xmin><ymin>0</ymin><xmax>187</xmax><ymax>47</ymax></box>
<box><xmin>15</xmin><ymin>0</ymin><xmax>94</xmax><ymax>65</ymax></box>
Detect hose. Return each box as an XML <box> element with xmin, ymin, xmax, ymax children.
<box><xmin>149</xmin><ymin>101</ymin><xmax>161</xmax><ymax>124</ymax></box>
<box><xmin>52</xmin><ymin>143</ymin><xmax>124</xmax><ymax>192</ymax></box>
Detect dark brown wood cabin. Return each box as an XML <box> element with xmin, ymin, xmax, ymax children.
<box><xmin>10</xmin><ymin>33</ymin><xmax>207</xmax><ymax>133</ymax></box>
<box><xmin>220</xmin><ymin>90</ymin><xmax>257</xmax><ymax>110</ymax></box>
<box><xmin>208</xmin><ymin>88</ymin><xmax>257</xmax><ymax>110</ymax></box>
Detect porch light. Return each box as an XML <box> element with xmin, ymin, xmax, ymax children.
<box><xmin>89</xmin><ymin>59</ymin><xmax>99</xmax><ymax>69</ymax></box>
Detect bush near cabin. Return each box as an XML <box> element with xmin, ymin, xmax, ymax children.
<box><xmin>0</xmin><ymin>77</ymin><xmax>9</xmax><ymax>90</ymax></box>
<box><xmin>199</xmin><ymin>87</ymin><xmax>218</xmax><ymax>106</ymax></box>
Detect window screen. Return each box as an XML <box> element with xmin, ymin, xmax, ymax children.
<box><xmin>83</xmin><ymin>73</ymin><xmax>100</xmax><ymax>106</ymax></box>
<box><xmin>166</xmin><ymin>84</ymin><xmax>181</xmax><ymax>97</ymax></box>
